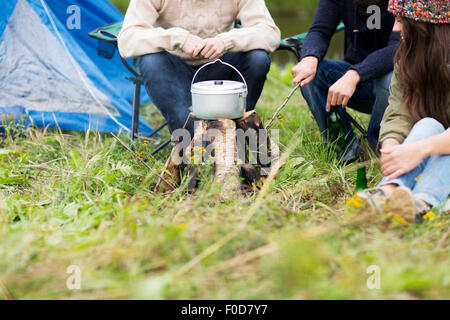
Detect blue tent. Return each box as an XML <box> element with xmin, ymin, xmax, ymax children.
<box><xmin>0</xmin><ymin>0</ymin><xmax>153</xmax><ymax>134</ymax></box>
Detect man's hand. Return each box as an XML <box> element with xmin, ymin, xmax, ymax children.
<box><xmin>193</xmin><ymin>38</ymin><xmax>225</xmax><ymax>60</ymax></box>
<box><xmin>291</xmin><ymin>56</ymin><xmax>319</xmax><ymax>87</ymax></box>
<box><xmin>182</xmin><ymin>34</ymin><xmax>204</xmax><ymax>57</ymax></box>
<box><xmin>380</xmin><ymin>141</ymin><xmax>427</xmax><ymax>180</ymax></box>
<box><xmin>326</xmin><ymin>70</ymin><xmax>360</xmax><ymax>112</ymax></box>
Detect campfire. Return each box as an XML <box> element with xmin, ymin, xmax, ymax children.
<box><xmin>155</xmin><ymin>111</ymin><xmax>283</xmax><ymax>197</ymax></box>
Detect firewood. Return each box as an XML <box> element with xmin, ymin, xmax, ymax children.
<box><xmin>185</xmin><ymin>119</ymin><xmax>208</xmax><ymax>193</ymax></box>
<box><xmin>208</xmin><ymin>119</ymin><xmax>241</xmax><ymax>198</ymax></box>
<box><xmin>241</xmin><ymin>164</ymin><xmax>262</xmax><ymax>186</ymax></box>
<box><xmin>155</xmin><ymin>113</ymin><xmax>195</xmax><ymax>193</ymax></box>
<box><xmin>236</xmin><ymin>110</ymin><xmax>271</xmax><ymax>176</ymax></box>
<box><xmin>155</xmin><ymin>110</ymin><xmax>281</xmax><ymax>195</ymax></box>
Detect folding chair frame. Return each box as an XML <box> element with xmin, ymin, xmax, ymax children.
<box><xmin>89</xmin><ymin>23</ymin><xmax>171</xmax><ymax>155</ymax></box>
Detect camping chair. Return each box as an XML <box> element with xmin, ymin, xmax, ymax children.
<box><xmin>89</xmin><ymin>22</ymin><xmax>171</xmax><ymax>155</ymax></box>
<box><xmin>277</xmin><ymin>22</ymin><xmax>367</xmax><ymax>136</ymax></box>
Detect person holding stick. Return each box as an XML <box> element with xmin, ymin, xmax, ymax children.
<box><xmin>292</xmin><ymin>0</ymin><xmax>401</xmax><ymax>163</ymax></box>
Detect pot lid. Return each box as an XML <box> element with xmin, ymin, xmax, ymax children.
<box><xmin>191</xmin><ymin>80</ymin><xmax>247</xmax><ymax>95</ymax></box>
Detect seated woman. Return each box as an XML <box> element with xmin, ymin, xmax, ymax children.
<box><xmin>358</xmin><ymin>0</ymin><xmax>449</xmax><ymax>224</ymax></box>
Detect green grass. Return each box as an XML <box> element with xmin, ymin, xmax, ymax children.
<box><xmin>0</xmin><ymin>67</ymin><xmax>449</xmax><ymax>300</ymax></box>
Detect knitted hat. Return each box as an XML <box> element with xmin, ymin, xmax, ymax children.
<box><xmin>388</xmin><ymin>0</ymin><xmax>449</xmax><ymax>24</ymax></box>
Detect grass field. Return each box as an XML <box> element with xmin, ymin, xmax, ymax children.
<box><xmin>0</xmin><ymin>64</ymin><xmax>448</xmax><ymax>300</ymax></box>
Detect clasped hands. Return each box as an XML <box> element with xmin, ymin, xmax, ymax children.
<box><xmin>182</xmin><ymin>34</ymin><xmax>225</xmax><ymax>60</ymax></box>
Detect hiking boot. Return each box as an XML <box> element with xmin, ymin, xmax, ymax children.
<box><xmin>355</xmin><ymin>187</ymin><xmax>390</xmax><ymax>215</ymax></box>
<box><xmin>383</xmin><ymin>187</ymin><xmax>416</xmax><ymax>225</ymax></box>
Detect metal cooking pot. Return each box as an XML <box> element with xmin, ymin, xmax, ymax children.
<box><xmin>191</xmin><ymin>59</ymin><xmax>248</xmax><ymax>120</ymax></box>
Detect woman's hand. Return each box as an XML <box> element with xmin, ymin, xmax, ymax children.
<box><xmin>380</xmin><ymin>142</ymin><xmax>427</xmax><ymax>180</ymax></box>
<box><xmin>380</xmin><ymin>138</ymin><xmax>400</xmax><ymax>166</ymax></box>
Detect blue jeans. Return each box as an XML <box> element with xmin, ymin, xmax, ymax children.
<box><xmin>379</xmin><ymin>118</ymin><xmax>450</xmax><ymax>207</ymax></box>
<box><xmin>139</xmin><ymin>50</ymin><xmax>271</xmax><ymax>132</ymax></box>
<box><xmin>301</xmin><ymin>59</ymin><xmax>393</xmax><ymax>151</ymax></box>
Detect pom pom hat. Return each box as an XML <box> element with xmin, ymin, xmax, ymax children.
<box><xmin>388</xmin><ymin>0</ymin><xmax>449</xmax><ymax>24</ymax></box>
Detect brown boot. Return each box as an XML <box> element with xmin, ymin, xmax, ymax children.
<box><xmin>355</xmin><ymin>188</ymin><xmax>391</xmax><ymax>215</ymax></box>
<box><xmin>383</xmin><ymin>187</ymin><xmax>415</xmax><ymax>225</ymax></box>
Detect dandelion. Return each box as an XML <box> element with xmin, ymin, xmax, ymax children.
<box><xmin>346</xmin><ymin>194</ymin><xmax>363</xmax><ymax>208</ymax></box>
<box><xmin>192</xmin><ymin>146</ymin><xmax>206</xmax><ymax>153</ymax></box>
<box><xmin>423</xmin><ymin>211</ymin><xmax>436</xmax><ymax>220</ymax></box>
<box><xmin>176</xmin><ymin>223</ymin><xmax>188</xmax><ymax>231</ymax></box>
<box><xmin>392</xmin><ymin>214</ymin><xmax>408</xmax><ymax>226</ymax></box>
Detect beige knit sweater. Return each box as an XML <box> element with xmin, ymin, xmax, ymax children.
<box><xmin>118</xmin><ymin>0</ymin><xmax>280</xmax><ymax>65</ymax></box>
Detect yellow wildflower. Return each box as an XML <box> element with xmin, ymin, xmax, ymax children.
<box><xmin>346</xmin><ymin>195</ymin><xmax>363</xmax><ymax>208</ymax></box>
<box><xmin>392</xmin><ymin>214</ymin><xmax>408</xmax><ymax>226</ymax></box>
<box><xmin>192</xmin><ymin>146</ymin><xmax>206</xmax><ymax>153</ymax></box>
<box><xmin>176</xmin><ymin>223</ymin><xmax>188</xmax><ymax>231</ymax></box>
<box><xmin>422</xmin><ymin>211</ymin><xmax>436</xmax><ymax>220</ymax></box>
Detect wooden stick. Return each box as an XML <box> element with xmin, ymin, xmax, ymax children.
<box><xmin>155</xmin><ymin>113</ymin><xmax>196</xmax><ymax>193</ymax></box>
<box><xmin>265</xmin><ymin>83</ymin><xmax>301</xmax><ymax>129</ymax></box>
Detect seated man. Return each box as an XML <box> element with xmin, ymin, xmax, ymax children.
<box><xmin>291</xmin><ymin>0</ymin><xmax>401</xmax><ymax>162</ymax></box>
<box><xmin>118</xmin><ymin>0</ymin><xmax>280</xmax><ymax>133</ymax></box>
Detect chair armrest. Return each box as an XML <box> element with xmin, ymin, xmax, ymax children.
<box><xmin>89</xmin><ymin>21</ymin><xmax>123</xmax><ymax>45</ymax></box>
<box><xmin>278</xmin><ymin>22</ymin><xmax>345</xmax><ymax>51</ymax></box>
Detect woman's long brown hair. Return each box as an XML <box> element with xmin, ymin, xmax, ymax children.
<box><xmin>394</xmin><ymin>17</ymin><xmax>450</xmax><ymax>128</ymax></box>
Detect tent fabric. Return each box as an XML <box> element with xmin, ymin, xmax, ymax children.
<box><xmin>0</xmin><ymin>106</ymin><xmax>30</xmax><ymax>134</ymax></box>
<box><xmin>0</xmin><ymin>0</ymin><xmax>153</xmax><ymax>134</ymax></box>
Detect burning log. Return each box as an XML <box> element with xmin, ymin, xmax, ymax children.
<box><xmin>155</xmin><ymin>111</ymin><xmax>282</xmax><ymax>195</ymax></box>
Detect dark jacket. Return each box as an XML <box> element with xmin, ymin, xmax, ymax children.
<box><xmin>300</xmin><ymin>0</ymin><xmax>401</xmax><ymax>84</ymax></box>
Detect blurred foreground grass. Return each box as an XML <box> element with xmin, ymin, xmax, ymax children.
<box><xmin>0</xmin><ymin>65</ymin><xmax>448</xmax><ymax>299</ymax></box>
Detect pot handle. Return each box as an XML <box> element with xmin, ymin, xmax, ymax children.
<box><xmin>191</xmin><ymin>59</ymin><xmax>248</xmax><ymax>90</ymax></box>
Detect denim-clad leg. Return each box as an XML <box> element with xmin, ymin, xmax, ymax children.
<box><xmin>139</xmin><ymin>51</ymin><xmax>195</xmax><ymax>133</ymax></box>
<box><xmin>300</xmin><ymin>60</ymin><xmax>356</xmax><ymax>145</ymax></box>
<box><xmin>139</xmin><ymin>50</ymin><xmax>271</xmax><ymax>133</ymax></box>
<box><xmin>219</xmin><ymin>50</ymin><xmax>271</xmax><ymax>111</ymax></box>
<box><xmin>378</xmin><ymin>118</ymin><xmax>450</xmax><ymax>207</ymax></box>
<box><xmin>300</xmin><ymin>59</ymin><xmax>392</xmax><ymax>152</ymax></box>
<box><xmin>366</xmin><ymin>72</ymin><xmax>392</xmax><ymax>151</ymax></box>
